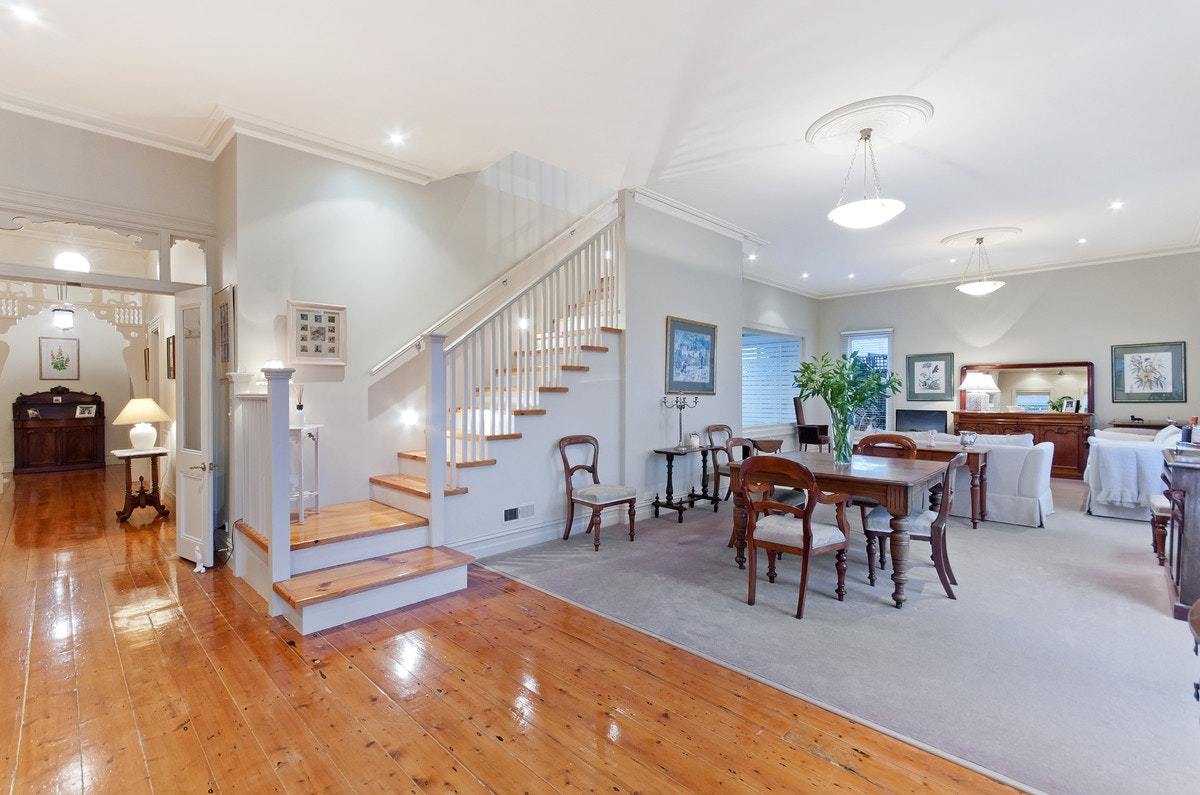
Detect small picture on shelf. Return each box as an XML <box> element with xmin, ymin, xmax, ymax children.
<box><xmin>75</xmin><ymin>404</ymin><xmax>97</xmax><ymax>418</ymax></box>
<box><xmin>26</xmin><ymin>408</ymin><xmax>40</xmax><ymax>419</ymax></box>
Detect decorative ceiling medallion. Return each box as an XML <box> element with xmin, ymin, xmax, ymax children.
<box><xmin>805</xmin><ymin>96</ymin><xmax>935</xmax><ymax>153</ymax></box>
<box><xmin>940</xmin><ymin>227</ymin><xmax>1022</xmax><ymax>248</ymax></box>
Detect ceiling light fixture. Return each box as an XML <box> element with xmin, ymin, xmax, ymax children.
<box><xmin>944</xmin><ymin>227</ymin><xmax>1019</xmax><ymax>296</ymax></box>
<box><xmin>52</xmin><ymin>306</ymin><xmax>74</xmax><ymax>329</ymax></box>
<box><xmin>826</xmin><ymin>128</ymin><xmax>905</xmax><ymax>229</ymax></box>
<box><xmin>54</xmin><ymin>251</ymin><xmax>90</xmax><ymax>272</ymax></box>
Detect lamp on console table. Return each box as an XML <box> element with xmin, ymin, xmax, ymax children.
<box><xmin>113</xmin><ymin>398</ymin><xmax>172</xmax><ymax>450</ymax></box>
<box><xmin>959</xmin><ymin>372</ymin><xmax>1000</xmax><ymax>412</ymax></box>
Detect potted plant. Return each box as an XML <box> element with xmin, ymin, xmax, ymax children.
<box><xmin>793</xmin><ymin>352</ymin><xmax>903</xmax><ymax>464</ymax></box>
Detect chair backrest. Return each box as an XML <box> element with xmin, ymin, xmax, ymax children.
<box><xmin>931</xmin><ymin>452</ymin><xmax>969</xmax><ymax>529</ymax></box>
<box><xmin>793</xmin><ymin>396</ymin><xmax>808</xmax><ymax>426</ymax></box>
<box><xmin>558</xmin><ymin>435</ymin><xmax>601</xmax><ymax>498</ymax></box>
<box><xmin>725</xmin><ymin>436</ymin><xmax>757</xmax><ymax>465</ymax></box>
<box><xmin>705</xmin><ymin>424</ymin><xmax>733</xmax><ymax>449</ymax></box>
<box><xmin>738</xmin><ymin>454</ymin><xmax>819</xmax><ymax>522</ymax></box>
<box><xmin>855</xmin><ymin>433</ymin><xmax>918</xmax><ymax>459</ymax></box>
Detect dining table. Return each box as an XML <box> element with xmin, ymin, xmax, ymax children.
<box><xmin>728</xmin><ymin>450</ymin><xmax>947</xmax><ymax>609</ymax></box>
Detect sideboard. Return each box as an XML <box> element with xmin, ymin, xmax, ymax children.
<box><xmin>953</xmin><ymin>410</ymin><xmax>1091</xmax><ymax>479</ymax></box>
<box><xmin>12</xmin><ymin>387</ymin><xmax>106</xmax><ymax>474</ymax></box>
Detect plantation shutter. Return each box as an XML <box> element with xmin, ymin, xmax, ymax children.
<box><xmin>742</xmin><ymin>333</ymin><xmax>801</xmax><ymax>426</ymax></box>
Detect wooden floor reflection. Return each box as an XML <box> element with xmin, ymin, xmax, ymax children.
<box><xmin>0</xmin><ymin>466</ymin><xmax>1019</xmax><ymax>793</ymax></box>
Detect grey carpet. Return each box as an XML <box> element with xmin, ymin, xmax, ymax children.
<box><xmin>479</xmin><ymin>481</ymin><xmax>1200</xmax><ymax>795</ymax></box>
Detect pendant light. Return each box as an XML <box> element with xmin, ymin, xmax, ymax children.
<box><xmin>955</xmin><ymin>237</ymin><xmax>1005</xmax><ymax>296</ymax></box>
<box><xmin>827</xmin><ymin>128</ymin><xmax>906</xmax><ymax>229</ymax></box>
<box><xmin>50</xmin><ymin>284</ymin><xmax>74</xmax><ymax>330</ymax></box>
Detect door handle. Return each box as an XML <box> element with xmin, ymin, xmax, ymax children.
<box><xmin>188</xmin><ymin>463</ymin><xmax>208</xmax><ymax>471</ymax></box>
<box><xmin>208</xmin><ymin>463</ymin><xmax>220</xmax><ymax>470</ymax></box>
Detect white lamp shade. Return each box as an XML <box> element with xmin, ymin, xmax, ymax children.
<box><xmin>958</xmin><ymin>372</ymin><xmax>1000</xmax><ymax>393</ymax></box>
<box><xmin>828</xmin><ymin>197</ymin><xmax>905</xmax><ymax>229</ymax></box>
<box><xmin>51</xmin><ymin>306</ymin><xmax>74</xmax><ymax>329</ymax></box>
<box><xmin>955</xmin><ymin>279</ymin><xmax>1005</xmax><ymax>296</ymax></box>
<box><xmin>113</xmin><ymin>398</ymin><xmax>171</xmax><ymax>450</ymax></box>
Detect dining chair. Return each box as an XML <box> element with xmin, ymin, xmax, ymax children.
<box><xmin>705</xmin><ymin>424</ymin><xmax>735</xmax><ymax>499</ymax></box>
<box><xmin>863</xmin><ymin>452</ymin><xmax>967</xmax><ymax>599</ymax></box>
<box><xmin>738</xmin><ymin>455</ymin><xmax>852</xmax><ymax>619</ymax></box>
<box><xmin>794</xmin><ymin>396</ymin><xmax>831</xmax><ymax>452</ymax></box>
<box><xmin>852</xmin><ymin>433</ymin><xmax>918</xmax><ymax>531</ymax></box>
<box><xmin>558</xmin><ymin>434</ymin><xmax>637</xmax><ymax>551</ymax></box>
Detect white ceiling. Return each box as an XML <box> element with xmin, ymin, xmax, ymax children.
<box><xmin>3</xmin><ymin>0</ymin><xmax>1199</xmax><ymax>297</ymax></box>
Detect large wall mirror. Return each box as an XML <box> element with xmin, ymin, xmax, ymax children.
<box><xmin>958</xmin><ymin>361</ymin><xmax>1094</xmax><ymax>413</ymax></box>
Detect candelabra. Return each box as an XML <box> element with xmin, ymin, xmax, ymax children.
<box><xmin>662</xmin><ymin>393</ymin><xmax>700</xmax><ymax>448</ymax></box>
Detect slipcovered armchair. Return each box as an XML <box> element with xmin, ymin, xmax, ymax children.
<box><xmin>794</xmin><ymin>397</ymin><xmax>830</xmax><ymax>452</ymax></box>
<box><xmin>1084</xmin><ymin>425</ymin><xmax>1182</xmax><ymax>521</ymax></box>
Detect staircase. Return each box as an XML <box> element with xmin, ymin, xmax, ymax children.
<box><xmin>230</xmin><ymin>205</ymin><xmax>624</xmax><ymax>634</ymax></box>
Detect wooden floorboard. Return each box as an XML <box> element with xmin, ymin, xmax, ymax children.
<box><xmin>0</xmin><ymin>466</ymin><xmax>1022</xmax><ymax>793</ymax></box>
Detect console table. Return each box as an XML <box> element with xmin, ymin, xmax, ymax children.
<box><xmin>113</xmin><ymin>447</ymin><xmax>170</xmax><ymax>522</ymax></box>
<box><xmin>12</xmin><ymin>387</ymin><xmax>105</xmax><ymax>474</ymax></box>
<box><xmin>651</xmin><ymin>445</ymin><xmax>720</xmax><ymax>522</ymax></box>
<box><xmin>953</xmin><ymin>410</ymin><xmax>1091</xmax><ymax>479</ymax></box>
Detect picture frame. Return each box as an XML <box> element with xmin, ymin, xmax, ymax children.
<box><xmin>75</xmin><ymin>404</ymin><xmax>97</xmax><ymax>418</ymax></box>
<box><xmin>905</xmin><ymin>352</ymin><xmax>954</xmax><ymax>401</ymax></box>
<box><xmin>665</xmin><ymin>316</ymin><xmax>716</xmax><ymax>395</ymax></box>
<box><xmin>143</xmin><ymin>348</ymin><xmax>150</xmax><ymax>381</ymax></box>
<box><xmin>166</xmin><ymin>335</ymin><xmax>176</xmax><ymax>379</ymax></box>
<box><xmin>287</xmin><ymin>300</ymin><xmax>347</xmax><ymax>366</ymax></box>
<box><xmin>1112</xmin><ymin>341</ymin><xmax>1186</xmax><ymax>403</ymax></box>
<box><xmin>26</xmin><ymin>408</ymin><xmax>41</xmax><ymax>419</ymax></box>
<box><xmin>215</xmin><ymin>284</ymin><xmax>236</xmax><ymax>370</ymax></box>
<box><xmin>1060</xmin><ymin>398</ymin><xmax>1077</xmax><ymax>414</ymax></box>
<box><xmin>39</xmin><ymin>336</ymin><xmax>79</xmax><ymax>380</ymax></box>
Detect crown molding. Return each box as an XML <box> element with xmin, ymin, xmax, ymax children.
<box><xmin>626</xmin><ymin>187</ymin><xmax>768</xmax><ymax>247</ymax></box>
<box><xmin>0</xmin><ymin>186</ymin><xmax>216</xmax><ymax>239</ymax></box>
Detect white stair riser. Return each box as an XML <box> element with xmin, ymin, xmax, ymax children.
<box><xmin>233</xmin><ymin>528</ymin><xmax>273</xmax><ymax>606</ymax></box>
<box><xmin>370</xmin><ymin>483</ymin><xmax>431</xmax><ymax>516</ymax></box>
<box><xmin>280</xmin><ymin>566</ymin><xmax>469</xmax><ymax>635</ymax></box>
<box><xmin>290</xmin><ymin>526</ymin><xmax>431</xmax><ymax>574</ymax></box>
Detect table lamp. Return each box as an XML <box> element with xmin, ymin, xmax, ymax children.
<box><xmin>113</xmin><ymin>398</ymin><xmax>171</xmax><ymax>450</ymax></box>
<box><xmin>959</xmin><ymin>372</ymin><xmax>1000</xmax><ymax>412</ymax></box>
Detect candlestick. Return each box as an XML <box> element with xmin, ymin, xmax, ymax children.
<box><xmin>662</xmin><ymin>393</ymin><xmax>700</xmax><ymax>448</ymax></box>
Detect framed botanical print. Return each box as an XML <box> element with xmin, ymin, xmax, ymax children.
<box><xmin>664</xmin><ymin>316</ymin><xmax>716</xmax><ymax>395</ymax></box>
<box><xmin>1112</xmin><ymin>341</ymin><xmax>1186</xmax><ymax>402</ymax></box>
<box><xmin>39</xmin><ymin>336</ymin><xmax>79</xmax><ymax>380</ymax></box>
<box><xmin>906</xmin><ymin>353</ymin><xmax>954</xmax><ymax>400</ymax></box>
<box><xmin>287</xmin><ymin>300</ymin><xmax>346</xmax><ymax>366</ymax></box>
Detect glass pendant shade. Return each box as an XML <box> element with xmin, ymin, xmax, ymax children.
<box><xmin>828</xmin><ymin>197</ymin><xmax>906</xmax><ymax>229</ymax></box>
<box><xmin>51</xmin><ymin>306</ymin><xmax>74</xmax><ymax>329</ymax></box>
<box><xmin>955</xmin><ymin>279</ymin><xmax>1005</xmax><ymax>296</ymax></box>
<box><xmin>955</xmin><ymin>236</ymin><xmax>1005</xmax><ymax>296</ymax></box>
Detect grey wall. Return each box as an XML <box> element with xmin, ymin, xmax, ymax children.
<box><xmin>814</xmin><ymin>252</ymin><xmax>1200</xmax><ymax>427</ymax></box>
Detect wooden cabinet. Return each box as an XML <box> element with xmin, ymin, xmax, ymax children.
<box><xmin>1163</xmin><ymin>450</ymin><xmax>1200</xmax><ymax>620</ymax></box>
<box><xmin>13</xmin><ymin>387</ymin><xmax>106</xmax><ymax>474</ymax></box>
<box><xmin>952</xmin><ymin>410</ymin><xmax>1091</xmax><ymax>479</ymax></box>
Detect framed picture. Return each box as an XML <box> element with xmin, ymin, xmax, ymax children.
<box><xmin>215</xmin><ymin>284</ymin><xmax>236</xmax><ymax>370</ymax></box>
<box><xmin>26</xmin><ymin>408</ymin><xmax>41</xmax><ymax>419</ymax></box>
<box><xmin>1060</xmin><ymin>398</ymin><xmax>1077</xmax><ymax>413</ymax></box>
<box><xmin>143</xmin><ymin>348</ymin><xmax>150</xmax><ymax>381</ymax></box>
<box><xmin>1112</xmin><ymin>341</ymin><xmax>1186</xmax><ymax>403</ymax></box>
<box><xmin>75</xmin><ymin>404</ymin><xmax>97</xmax><ymax>418</ymax></box>
<box><xmin>39</xmin><ymin>336</ymin><xmax>79</xmax><ymax>380</ymax></box>
<box><xmin>906</xmin><ymin>353</ymin><xmax>954</xmax><ymax>401</ymax></box>
<box><xmin>287</xmin><ymin>300</ymin><xmax>346</xmax><ymax>366</ymax></box>
<box><xmin>665</xmin><ymin>316</ymin><xmax>716</xmax><ymax>394</ymax></box>
<box><xmin>166</xmin><ymin>335</ymin><xmax>176</xmax><ymax>379</ymax></box>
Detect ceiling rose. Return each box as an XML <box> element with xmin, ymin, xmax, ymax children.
<box><xmin>940</xmin><ymin>227</ymin><xmax>1022</xmax><ymax>247</ymax></box>
<box><xmin>805</xmin><ymin>96</ymin><xmax>935</xmax><ymax>153</ymax></box>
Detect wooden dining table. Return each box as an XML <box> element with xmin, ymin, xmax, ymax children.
<box><xmin>728</xmin><ymin>451</ymin><xmax>947</xmax><ymax>609</ymax></box>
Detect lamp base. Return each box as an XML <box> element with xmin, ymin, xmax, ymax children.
<box><xmin>965</xmin><ymin>393</ymin><xmax>991</xmax><ymax>412</ymax></box>
<box><xmin>128</xmin><ymin>422</ymin><xmax>157</xmax><ymax>450</ymax></box>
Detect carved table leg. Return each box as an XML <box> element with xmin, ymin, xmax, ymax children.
<box><xmin>889</xmin><ymin>512</ymin><xmax>910</xmax><ymax>609</ymax></box>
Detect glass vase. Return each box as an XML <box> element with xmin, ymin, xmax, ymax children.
<box><xmin>830</xmin><ymin>410</ymin><xmax>854</xmax><ymax>465</ymax></box>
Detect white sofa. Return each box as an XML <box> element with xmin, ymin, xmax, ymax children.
<box><xmin>853</xmin><ymin>430</ymin><xmax>1055</xmax><ymax>527</ymax></box>
<box><xmin>1083</xmin><ymin>425</ymin><xmax>1180</xmax><ymax>521</ymax></box>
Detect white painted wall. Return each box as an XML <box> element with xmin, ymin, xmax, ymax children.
<box><xmin>813</xmin><ymin>253</ymin><xmax>1200</xmax><ymax>427</ymax></box>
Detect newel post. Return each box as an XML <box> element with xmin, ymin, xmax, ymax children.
<box><xmin>424</xmin><ymin>334</ymin><xmax>447</xmax><ymax>547</ymax></box>
<box><xmin>262</xmin><ymin>366</ymin><xmax>295</xmax><ymax>613</ymax></box>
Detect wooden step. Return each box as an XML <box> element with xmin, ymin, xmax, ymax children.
<box><xmin>369</xmin><ymin>473</ymin><xmax>467</xmax><ymax>498</ymax></box>
<box><xmin>513</xmin><ymin>408</ymin><xmax>546</xmax><ymax>416</ymax></box>
<box><xmin>474</xmin><ymin>385</ymin><xmax>568</xmax><ymax>394</ymax></box>
<box><xmin>235</xmin><ymin>502</ymin><xmax>428</xmax><ymax>553</ymax></box>
<box><xmin>273</xmin><ymin>546</ymin><xmax>475</xmax><ymax>609</ymax></box>
<box><xmin>495</xmin><ymin>365</ymin><xmax>590</xmax><ymax>374</ymax></box>
<box><xmin>453</xmin><ymin>431</ymin><xmax>521</xmax><ymax>441</ymax></box>
<box><xmin>397</xmin><ymin>450</ymin><xmax>496</xmax><ymax>468</ymax></box>
<box><xmin>513</xmin><ymin>345</ymin><xmax>608</xmax><ymax>356</ymax></box>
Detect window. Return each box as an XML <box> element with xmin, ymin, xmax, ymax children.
<box><xmin>1015</xmin><ymin>390</ymin><xmax>1051</xmax><ymax>411</ymax></box>
<box><xmin>841</xmin><ymin>329</ymin><xmax>893</xmax><ymax>429</ymax></box>
<box><xmin>742</xmin><ymin>332</ymin><xmax>801</xmax><ymax>426</ymax></box>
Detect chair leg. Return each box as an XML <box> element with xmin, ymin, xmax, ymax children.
<box><xmin>930</xmin><ymin>528</ymin><xmax>956</xmax><ymax>599</ymax></box>
<box><xmin>747</xmin><ymin>547</ymin><xmax>758</xmax><ymax>606</ymax></box>
<box><xmin>590</xmin><ymin>508</ymin><xmax>602</xmax><ymax>551</ymax></box>
<box><xmin>627</xmin><ymin>500</ymin><xmax>636</xmax><ymax>541</ymax></box>
<box><xmin>795</xmin><ymin>553</ymin><xmax>812</xmax><ymax>619</ymax></box>
<box><xmin>835</xmin><ymin>549</ymin><xmax>847</xmax><ymax>602</ymax></box>
<box><xmin>766</xmin><ymin>550</ymin><xmax>778</xmax><ymax>583</ymax></box>
<box><xmin>1151</xmin><ymin>514</ymin><xmax>1168</xmax><ymax>565</ymax></box>
<box><xmin>563</xmin><ymin>500</ymin><xmax>576</xmax><ymax>540</ymax></box>
<box><xmin>866</xmin><ymin>535</ymin><xmax>877</xmax><ymax>586</ymax></box>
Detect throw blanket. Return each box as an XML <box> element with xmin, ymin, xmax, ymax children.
<box><xmin>1086</xmin><ymin>441</ymin><xmax>1163</xmax><ymax>508</ymax></box>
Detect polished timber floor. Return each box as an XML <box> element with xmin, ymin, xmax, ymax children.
<box><xmin>0</xmin><ymin>467</ymin><xmax>1019</xmax><ymax>793</ymax></box>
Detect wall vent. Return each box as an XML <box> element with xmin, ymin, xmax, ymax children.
<box><xmin>503</xmin><ymin>504</ymin><xmax>535</xmax><ymax>522</ymax></box>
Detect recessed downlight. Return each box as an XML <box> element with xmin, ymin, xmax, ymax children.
<box><xmin>388</xmin><ymin>132</ymin><xmax>405</xmax><ymax>145</ymax></box>
<box><xmin>12</xmin><ymin>6</ymin><xmax>39</xmax><ymax>24</ymax></box>
<box><xmin>1109</xmin><ymin>200</ymin><xmax>1124</xmax><ymax>211</ymax></box>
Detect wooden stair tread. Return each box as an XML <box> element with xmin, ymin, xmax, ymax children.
<box><xmin>237</xmin><ymin>502</ymin><xmax>428</xmax><ymax>552</ymax></box>
<box><xmin>370</xmin><ymin>473</ymin><xmax>467</xmax><ymax>497</ymax></box>
<box><xmin>272</xmin><ymin>546</ymin><xmax>475</xmax><ymax>609</ymax></box>
<box><xmin>512</xmin><ymin>408</ymin><xmax>546</xmax><ymax>416</ymax></box>
<box><xmin>396</xmin><ymin>450</ymin><xmax>496</xmax><ymax>468</ymax></box>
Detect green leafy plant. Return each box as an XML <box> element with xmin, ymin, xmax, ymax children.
<box><xmin>1048</xmin><ymin>396</ymin><xmax>1074</xmax><ymax>412</ymax></box>
<box><xmin>793</xmin><ymin>352</ymin><xmax>903</xmax><ymax>463</ymax></box>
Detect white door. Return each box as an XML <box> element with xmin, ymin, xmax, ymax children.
<box><xmin>175</xmin><ymin>286</ymin><xmax>215</xmax><ymax>566</ymax></box>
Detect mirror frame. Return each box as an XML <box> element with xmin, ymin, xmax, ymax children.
<box><xmin>958</xmin><ymin>361</ymin><xmax>1094</xmax><ymax>412</ymax></box>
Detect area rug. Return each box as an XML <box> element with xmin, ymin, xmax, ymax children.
<box><xmin>479</xmin><ymin>482</ymin><xmax>1200</xmax><ymax>795</ymax></box>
